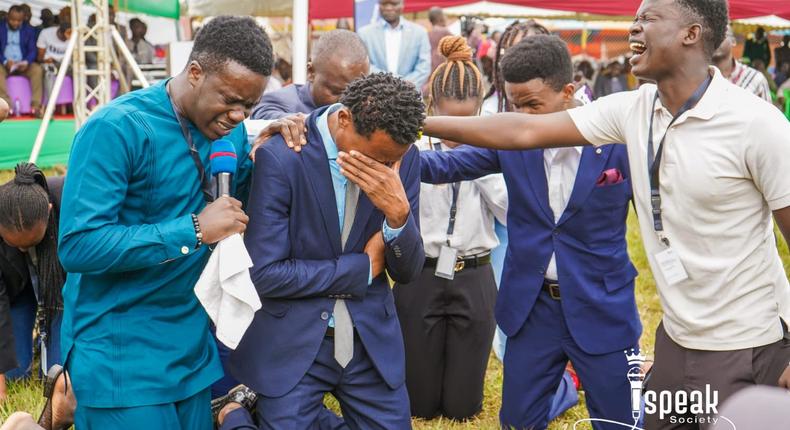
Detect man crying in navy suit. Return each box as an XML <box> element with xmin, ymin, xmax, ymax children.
<box><xmin>420</xmin><ymin>35</ymin><xmax>642</xmax><ymax>430</ymax></box>
<box><xmin>218</xmin><ymin>73</ymin><xmax>425</xmax><ymax>430</ymax></box>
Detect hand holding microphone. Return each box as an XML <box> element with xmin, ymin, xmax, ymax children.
<box><xmin>197</xmin><ymin>140</ymin><xmax>248</xmax><ymax>244</ymax></box>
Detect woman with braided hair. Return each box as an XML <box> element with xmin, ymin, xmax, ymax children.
<box><xmin>483</xmin><ymin>19</ymin><xmax>549</xmax><ymax>116</ymax></box>
<box><xmin>393</xmin><ymin>35</ymin><xmax>507</xmax><ymax>421</ymax></box>
<box><xmin>0</xmin><ymin>163</ymin><xmax>66</xmax><ymax>403</ymax></box>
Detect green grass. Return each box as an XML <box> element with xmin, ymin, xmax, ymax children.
<box><xmin>1</xmin><ymin>168</ymin><xmax>788</xmax><ymax>428</ymax></box>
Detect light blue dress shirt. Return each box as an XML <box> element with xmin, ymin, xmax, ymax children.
<box><xmin>4</xmin><ymin>28</ymin><xmax>23</xmax><ymax>62</ymax></box>
<box><xmin>316</xmin><ymin>104</ymin><xmax>403</xmax><ymax>327</ymax></box>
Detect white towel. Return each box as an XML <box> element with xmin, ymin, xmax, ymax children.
<box><xmin>194</xmin><ymin>233</ymin><xmax>261</xmax><ymax>350</ymax></box>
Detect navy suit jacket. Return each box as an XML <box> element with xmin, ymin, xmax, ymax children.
<box><xmin>0</xmin><ymin>21</ymin><xmax>38</xmax><ymax>64</ymax></box>
<box><xmin>421</xmin><ymin>144</ymin><xmax>641</xmax><ymax>355</ymax></box>
<box><xmin>231</xmin><ymin>105</ymin><xmax>425</xmax><ymax>397</ymax></box>
<box><xmin>250</xmin><ymin>83</ymin><xmax>317</xmax><ymax>120</ymax></box>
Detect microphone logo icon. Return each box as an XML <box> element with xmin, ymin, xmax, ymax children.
<box><xmin>625</xmin><ymin>348</ymin><xmax>647</xmax><ymax>421</ymax></box>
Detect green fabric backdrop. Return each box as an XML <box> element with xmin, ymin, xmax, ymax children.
<box><xmin>0</xmin><ymin>120</ymin><xmax>75</xmax><ymax>169</ymax></box>
<box><xmin>114</xmin><ymin>0</ymin><xmax>180</xmax><ymax>19</ymax></box>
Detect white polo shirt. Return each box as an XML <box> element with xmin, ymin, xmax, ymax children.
<box><xmin>568</xmin><ymin>67</ymin><xmax>790</xmax><ymax>351</ymax></box>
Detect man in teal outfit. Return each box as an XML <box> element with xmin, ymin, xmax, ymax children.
<box><xmin>57</xmin><ymin>16</ymin><xmax>272</xmax><ymax>429</ymax></box>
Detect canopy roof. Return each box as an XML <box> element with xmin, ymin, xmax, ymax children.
<box><xmin>4</xmin><ymin>1</ymin><xmax>789</xmax><ymax>27</ymax></box>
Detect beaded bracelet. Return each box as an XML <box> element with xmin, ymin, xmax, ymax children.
<box><xmin>191</xmin><ymin>214</ymin><xmax>203</xmax><ymax>249</ymax></box>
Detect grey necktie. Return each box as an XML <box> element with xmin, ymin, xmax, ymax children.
<box><xmin>334</xmin><ymin>182</ymin><xmax>359</xmax><ymax>368</ymax></box>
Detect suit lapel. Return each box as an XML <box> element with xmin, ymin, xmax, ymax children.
<box><xmin>374</xmin><ymin>27</ymin><xmax>388</xmax><ymax>70</ymax></box>
<box><xmin>397</xmin><ymin>25</ymin><xmax>409</xmax><ymax>75</ymax></box>
<box><xmin>301</xmin><ymin>113</ymin><xmax>342</xmax><ymax>254</ymax></box>
<box><xmin>557</xmin><ymin>145</ymin><xmax>612</xmax><ymax>226</ymax></box>
<box><xmin>522</xmin><ymin>150</ymin><xmax>554</xmax><ymax>221</ymax></box>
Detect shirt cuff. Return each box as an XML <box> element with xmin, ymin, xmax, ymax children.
<box><xmin>382</xmin><ymin>218</ymin><xmax>405</xmax><ymax>243</ymax></box>
<box><xmin>157</xmin><ymin>214</ymin><xmax>200</xmax><ymax>261</ymax></box>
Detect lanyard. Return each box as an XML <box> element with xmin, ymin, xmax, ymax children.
<box><xmin>647</xmin><ymin>74</ymin><xmax>712</xmax><ymax>245</ymax></box>
<box><xmin>166</xmin><ymin>81</ymin><xmax>214</xmax><ymax>203</ymax></box>
<box><xmin>432</xmin><ymin>139</ymin><xmax>461</xmax><ymax>246</ymax></box>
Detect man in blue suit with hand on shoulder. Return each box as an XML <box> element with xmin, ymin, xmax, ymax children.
<box><xmin>219</xmin><ymin>73</ymin><xmax>425</xmax><ymax>430</ymax></box>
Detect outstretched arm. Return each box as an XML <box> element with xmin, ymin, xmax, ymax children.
<box><xmin>423</xmin><ymin>111</ymin><xmax>588</xmax><ymax>151</ymax></box>
<box><xmin>422</xmin><ymin>90</ymin><xmax>639</xmax><ymax>151</ymax></box>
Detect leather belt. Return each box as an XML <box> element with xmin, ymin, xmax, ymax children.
<box><xmin>542</xmin><ymin>279</ymin><xmax>561</xmax><ymax>300</ymax></box>
<box><xmin>424</xmin><ymin>252</ymin><xmax>492</xmax><ymax>273</ymax></box>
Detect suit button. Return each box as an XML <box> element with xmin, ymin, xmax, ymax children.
<box><xmin>180</xmin><ymin>246</ymin><xmax>189</xmax><ymax>255</ymax></box>
<box><xmin>320</xmin><ymin>311</ymin><xmax>329</xmax><ymax>320</ymax></box>
<box><xmin>553</xmin><ymin>229</ymin><xmax>559</xmax><ymax>236</ymax></box>
<box><xmin>393</xmin><ymin>246</ymin><xmax>400</xmax><ymax>252</ymax></box>
<box><xmin>539</xmin><ymin>266</ymin><xmax>545</xmax><ymax>274</ymax></box>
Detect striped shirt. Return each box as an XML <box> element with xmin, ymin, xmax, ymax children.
<box><xmin>729</xmin><ymin>60</ymin><xmax>772</xmax><ymax>102</ymax></box>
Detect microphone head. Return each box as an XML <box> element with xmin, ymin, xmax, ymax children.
<box><xmin>210</xmin><ymin>139</ymin><xmax>237</xmax><ymax>175</ymax></box>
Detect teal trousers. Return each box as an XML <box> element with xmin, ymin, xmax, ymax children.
<box><xmin>75</xmin><ymin>387</ymin><xmax>211</xmax><ymax>430</ymax></box>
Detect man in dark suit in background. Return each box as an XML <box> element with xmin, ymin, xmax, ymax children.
<box><xmin>219</xmin><ymin>73</ymin><xmax>425</xmax><ymax>429</ymax></box>
<box><xmin>250</xmin><ymin>30</ymin><xmax>368</xmax><ymax>121</ymax></box>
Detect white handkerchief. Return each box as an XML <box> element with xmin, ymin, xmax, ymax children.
<box><xmin>194</xmin><ymin>233</ymin><xmax>261</xmax><ymax>349</ymax></box>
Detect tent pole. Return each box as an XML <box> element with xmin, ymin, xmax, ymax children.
<box><xmin>111</xmin><ymin>27</ymin><xmax>150</xmax><ymax>88</ymax></box>
<box><xmin>292</xmin><ymin>0</ymin><xmax>309</xmax><ymax>84</ymax></box>
<box><xmin>29</xmin><ymin>32</ymin><xmax>78</xmax><ymax>164</ymax></box>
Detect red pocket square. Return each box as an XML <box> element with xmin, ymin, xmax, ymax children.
<box><xmin>596</xmin><ymin>168</ymin><xmax>624</xmax><ymax>186</ymax></box>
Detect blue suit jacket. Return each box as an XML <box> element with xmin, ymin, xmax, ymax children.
<box><xmin>358</xmin><ymin>19</ymin><xmax>431</xmax><ymax>89</ymax></box>
<box><xmin>421</xmin><ymin>144</ymin><xmax>641</xmax><ymax>355</ymax></box>
<box><xmin>231</xmin><ymin>105</ymin><xmax>425</xmax><ymax>397</ymax></box>
<box><xmin>250</xmin><ymin>83</ymin><xmax>317</xmax><ymax>120</ymax></box>
<box><xmin>0</xmin><ymin>21</ymin><xmax>37</xmax><ymax>64</ymax></box>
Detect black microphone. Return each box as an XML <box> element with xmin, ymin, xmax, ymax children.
<box><xmin>210</xmin><ymin>139</ymin><xmax>237</xmax><ymax>197</ymax></box>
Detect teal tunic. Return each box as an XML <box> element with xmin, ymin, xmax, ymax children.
<box><xmin>58</xmin><ymin>80</ymin><xmax>252</xmax><ymax>408</ymax></box>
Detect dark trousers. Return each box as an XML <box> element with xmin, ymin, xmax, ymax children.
<box><xmin>223</xmin><ymin>334</ymin><xmax>410</xmax><ymax>430</ymax></box>
<box><xmin>393</xmin><ymin>263</ymin><xmax>497</xmax><ymax>420</ymax></box>
<box><xmin>501</xmin><ymin>288</ymin><xmax>636</xmax><ymax>430</ymax></box>
<box><xmin>644</xmin><ymin>322</ymin><xmax>790</xmax><ymax>430</ymax></box>
<box><xmin>6</xmin><ymin>286</ymin><xmax>62</xmax><ymax>379</ymax></box>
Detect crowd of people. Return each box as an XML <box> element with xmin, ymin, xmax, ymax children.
<box><xmin>0</xmin><ymin>3</ymin><xmax>156</xmax><ymax>118</ymax></box>
<box><xmin>2</xmin><ymin>0</ymin><xmax>790</xmax><ymax>429</ymax></box>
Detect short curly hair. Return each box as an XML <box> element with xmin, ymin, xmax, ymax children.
<box><xmin>189</xmin><ymin>16</ymin><xmax>273</xmax><ymax>76</ymax></box>
<box><xmin>675</xmin><ymin>0</ymin><xmax>729</xmax><ymax>58</ymax></box>
<box><xmin>500</xmin><ymin>35</ymin><xmax>572</xmax><ymax>92</ymax></box>
<box><xmin>339</xmin><ymin>73</ymin><xmax>425</xmax><ymax>146</ymax></box>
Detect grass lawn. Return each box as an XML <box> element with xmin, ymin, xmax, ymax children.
<box><xmin>1</xmin><ymin>166</ymin><xmax>789</xmax><ymax>429</ymax></box>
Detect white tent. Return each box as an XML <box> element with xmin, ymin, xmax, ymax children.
<box><xmin>183</xmin><ymin>0</ymin><xmax>291</xmax><ymax>17</ymax></box>
<box><xmin>732</xmin><ymin>15</ymin><xmax>790</xmax><ymax>31</ymax></box>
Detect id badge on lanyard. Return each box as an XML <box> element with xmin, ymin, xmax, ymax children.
<box><xmin>431</xmin><ymin>139</ymin><xmax>461</xmax><ymax>280</ymax></box>
<box><xmin>646</xmin><ymin>75</ymin><xmax>711</xmax><ymax>285</ymax></box>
